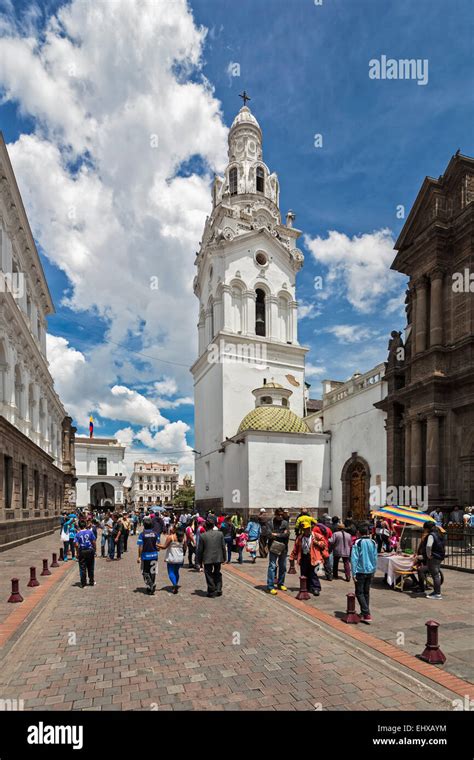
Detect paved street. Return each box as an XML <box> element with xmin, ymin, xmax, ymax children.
<box><xmin>0</xmin><ymin>531</ymin><xmax>471</xmax><ymax>711</ymax></box>
<box><xmin>227</xmin><ymin>548</ymin><xmax>474</xmax><ymax>683</ymax></box>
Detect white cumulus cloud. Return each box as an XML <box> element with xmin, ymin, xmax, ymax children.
<box><xmin>305</xmin><ymin>228</ymin><xmax>406</xmax><ymax>314</ymax></box>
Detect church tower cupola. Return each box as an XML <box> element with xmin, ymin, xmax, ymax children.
<box><xmin>211</xmin><ymin>94</ymin><xmax>280</xmax><ymax>214</ymax></box>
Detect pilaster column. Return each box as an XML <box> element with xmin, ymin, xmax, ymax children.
<box><xmin>411</xmin><ymin>417</ymin><xmax>423</xmax><ymax>486</ymax></box>
<box><xmin>426</xmin><ymin>413</ymin><xmax>440</xmax><ymax>502</ymax></box>
<box><xmin>245</xmin><ymin>290</ymin><xmax>256</xmax><ymax>336</ymax></box>
<box><xmin>222</xmin><ymin>285</ymin><xmax>232</xmax><ymax>331</ymax></box>
<box><xmin>267</xmin><ymin>295</ymin><xmax>278</xmax><ymax>339</ymax></box>
<box><xmin>415</xmin><ymin>277</ymin><xmax>428</xmax><ymax>354</ymax></box>
<box><xmin>404</xmin><ymin>417</ymin><xmax>411</xmax><ymax>485</ymax></box>
<box><xmin>32</xmin><ymin>383</ymin><xmax>40</xmax><ymax>434</ymax></box>
<box><xmin>214</xmin><ymin>298</ymin><xmax>223</xmax><ymax>335</ymax></box>
<box><xmin>290</xmin><ymin>300</ymin><xmax>298</xmax><ymax>344</ymax></box>
<box><xmin>198</xmin><ymin>309</ymin><xmax>206</xmax><ymax>355</ymax></box>
<box><xmin>429</xmin><ymin>269</ymin><xmax>444</xmax><ymax>347</ymax></box>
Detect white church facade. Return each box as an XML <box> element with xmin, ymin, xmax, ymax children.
<box><xmin>191</xmin><ymin>102</ymin><xmax>386</xmax><ymax>518</ymax></box>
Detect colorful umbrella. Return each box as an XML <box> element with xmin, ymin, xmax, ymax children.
<box><xmin>370</xmin><ymin>505</ymin><xmax>435</xmax><ymax>528</ymax></box>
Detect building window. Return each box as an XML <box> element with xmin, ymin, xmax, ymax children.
<box><xmin>229</xmin><ymin>167</ymin><xmax>238</xmax><ymax>195</ymax></box>
<box><xmin>43</xmin><ymin>474</ymin><xmax>48</xmax><ymax>510</ymax></box>
<box><xmin>261</xmin><ymin>396</ymin><xmax>273</xmax><ymax>405</ymax></box>
<box><xmin>34</xmin><ymin>469</ymin><xmax>39</xmax><ymax>508</ymax></box>
<box><xmin>4</xmin><ymin>455</ymin><xmax>12</xmax><ymax>509</ymax></box>
<box><xmin>282</xmin><ymin>398</ymin><xmax>288</xmax><ymax>407</ymax></box>
<box><xmin>97</xmin><ymin>457</ymin><xmax>107</xmax><ymax>476</ymax></box>
<box><xmin>21</xmin><ymin>463</ymin><xmax>28</xmax><ymax>509</ymax></box>
<box><xmin>255</xmin><ymin>288</ymin><xmax>266</xmax><ymax>336</ymax></box>
<box><xmin>256</xmin><ymin>166</ymin><xmax>265</xmax><ymax>193</ymax></box>
<box><xmin>285</xmin><ymin>462</ymin><xmax>299</xmax><ymax>492</ymax></box>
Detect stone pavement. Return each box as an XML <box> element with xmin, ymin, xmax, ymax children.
<box><xmin>0</xmin><ymin>532</ymin><xmax>466</xmax><ymax>711</ymax></box>
<box><xmin>227</xmin><ymin>546</ymin><xmax>474</xmax><ymax>683</ymax></box>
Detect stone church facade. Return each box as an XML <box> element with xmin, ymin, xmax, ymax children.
<box><xmin>378</xmin><ymin>152</ymin><xmax>474</xmax><ymax>512</ymax></box>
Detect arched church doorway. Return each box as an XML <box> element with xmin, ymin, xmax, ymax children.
<box><xmin>341</xmin><ymin>455</ymin><xmax>370</xmax><ymax>521</ymax></box>
<box><xmin>90</xmin><ymin>482</ymin><xmax>115</xmax><ymax>508</ymax></box>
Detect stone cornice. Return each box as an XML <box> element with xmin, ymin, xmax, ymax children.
<box><xmin>0</xmin><ymin>136</ymin><xmax>55</xmax><ymax>315</ymax></box>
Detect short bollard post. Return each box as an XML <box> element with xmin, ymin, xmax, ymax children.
<box><xmin>59</xmin><ymin>547</ymin><xmax>64</xmax><ymax>561</ymax></box>
<box><xmin>27</xmin><ymin>567</ymin><xmax>40</xmax><ymax>588</ymax></box>
<box><xmin>8</xmin><ymin>578</ymin><xmax>23</xmax><ymax>603</ymax></box>
<box><xmin>296</xmin><ymin>576</ymin><xmax>311</xmax><ymax>601</ymax></box>
<box><xmin>419</xmin><ymin>620</ymin><xmax>446</xmax><ymax>664</ymax></box>
<box><xmin>342</xmin><ymin>592</ymin><xmax>360</xmax><ymax>624</ymax></box>
<box><xmin>41</xmin><ymin>558</ymin><xmax>52</xmax><ymax>577</ymax></box>
<box><xmin>51</xmin><ymin>553</ymin><xmax>59</xmax><ymax>568</ymax></box>
<box><xmin>288</xmin><ymin>558</ymin><xmax>297</xmax><ymax>575</ymax></box>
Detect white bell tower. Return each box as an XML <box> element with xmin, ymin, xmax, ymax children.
<box><xmin>191</xmin><ymin>97</ymin><xmax>309</xmax><ymax>510</ymax></box>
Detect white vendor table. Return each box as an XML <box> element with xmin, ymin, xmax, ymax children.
<box><xmin>377</xmin><ymin>553</ymin><xmax>415</xmax><ymax>586</ymax></box>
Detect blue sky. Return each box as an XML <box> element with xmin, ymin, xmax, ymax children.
<box><xmin>0</xmin><ymin>0</ymin><xmax>472</xmax><ymax>467</ymax></box>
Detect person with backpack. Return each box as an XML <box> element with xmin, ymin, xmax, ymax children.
<box><xmin>160</xmin><ymin>525</ymin><xmax>187</xmax><ymax>594</ymax></box>
<box><xmin>74</xmin><ymin>518</ymin><xmax>96</xmax><ymax>588</ymax></box>
<box><xmin>219</xmin><ymin>513</ymin><xmax>235</xmax><ymax>564</ymax></box>
<box><xmin>245</xmin><ymin>515</ymin><xmax>261</xmax><ymax>563</ymax></box>
<box><xmin>351</xmin><ymin>522</ymin><xmax>378</xmax><ymax>623</ymax></box>
<box><xmin>315</xmin><ymin>519</ymin><xmax>333</xmax><ymax>580</ymax></box>
<box><xmin>330</xmin><ymin>523</ymin><xmax>353</xmax><ymax>581</ymax></box>
<box><xmin>266</xmin><ymin>509</ymin><xmax>290</xmax><ymax>595</ymax></box>
<box><xmin>63</xmin><ymin>513</ymin><xmax>77</xmax><ymax>561</ymax></box>
<box><xmin>136</xmin><ymin>516</ymin><xmax>160</xmax><ymax>594</ymax></box>
<box><xmin>121</xmin><ymin>513</ymin><xmax>131</xmax><ymax>552</ymax></box>
<box><xmin>375</xmin><ymin>517</ymin><xmax>391</xmax><ymax>553</ymax></box>
<box><xmin>107</xmin><ymin>513</ymin><xmax>122</xmax><ymax>561</ymax></box>
<box><xmin>235</xmin><ymin>527</ymin><xmax>248</xmax><ymax>564</ymax></box>
<box><xmin>186</xmin><ymin>519</ymin><xmax>197</xmax><ymax>568</ymax></box>
<box><xmin>415</xmin><ymin>521</ymin><xmax>445</xmax><ymax>600</ymax></box>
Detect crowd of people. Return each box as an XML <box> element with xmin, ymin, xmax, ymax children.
<box><xmin>58</xmin><ymin>503</ymin><xmax>456</xmax><ymax>617</ymax></box>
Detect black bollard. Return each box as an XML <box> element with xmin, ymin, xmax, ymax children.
<box><xmin>8</xmin><ymin>578</ymin><xmax>23</xmax><ymax>603</ymax></box>
<box><xmin>59</xmin><ymin>547</ymin><xmax>64</xmax><ymax>561</ymax></box>
<box><xmin>51</xmin><ymin>553</ymin><xmax>59</xmax><ymax>568</ymax></box>
<box><xmin>296</xmin><ymin>576</ymin><xmax>311</xmax><ymax>601</ymax></box>
<box><xmin>288</xmin><ymin>558</ymin><xmax>297</xmax><ymax>575</ymax></box>
<box><xmin>27</xmin><ymin>567</ymin><xmax>40</xmax><ymax>588</ymax></box>
<box><xmin>41</xmin><ymin>558</ymin><xmax>52</xmax><ymax>577</ymax></box>
<box><xmin>342</xmin><ymin>592</ymin><xmax>360</xmax><ymax>624</ymax></box>
<box><xmin>419</xmin><ymin>620</ymin><xmax>446</xmax><ymax>664</ymax></box>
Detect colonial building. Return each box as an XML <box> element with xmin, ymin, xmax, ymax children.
<box><xmin>378</xmin><ymin>151</ymin><xmax>474</xmax><ymax>512</ymax></box>
<box><xmin>191</xmin><ymin>104</ymin><xmax>329</xmax><ymax>512</ymax></box>
<box><xmin>305</xmin><ymin>365</ymin><xmax>387</xmax><ymax>521</ymax></box>
<box><xmin>0</xmin><ymin>134</ymin><xmax>76</xmax><ymax>548</ymax></box>
<box><xmin>129</xmin><ymin>461</ymin><xmax>179</xmax><ymax>506</ymax></box>
<box><xmin>75</xmin><ymin>437</ymin><xmax>125</xmax><ymax>508</ymax></box>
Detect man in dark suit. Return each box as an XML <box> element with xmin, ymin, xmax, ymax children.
<box><xmin>196</xmin><ymin>516</ymin><xmax>227</xmax><ymax>597</ymax></box>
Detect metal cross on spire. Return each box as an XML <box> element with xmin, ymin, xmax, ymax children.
<box><xmin>239</xmin><ymin>90</ymin><xmax>251</xmax><ymax>107</ymax></box>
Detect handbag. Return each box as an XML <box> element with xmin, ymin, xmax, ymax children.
<box><xmin>60</xmin><ymin>528</ymin><xmax>69</xmax><ymax>542</ymax></box>
<box><xmin>270</xmin><ymin>540</ymin><xmax>286</xmax><ymax>556</ymax></box>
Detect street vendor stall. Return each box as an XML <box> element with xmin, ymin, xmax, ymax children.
<box><xmin>377</xmin><ymin>553</ymin><xmax>416</xmax><ymax>586</ymax></box>
<box><xmin>371</xmin><ymin>506</ymin><xmax>437</xmax><ymax>589</ymax></box>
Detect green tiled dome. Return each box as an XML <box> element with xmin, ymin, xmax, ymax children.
<box><xmin>237</xmin><ymin>405</ymin><xmax>310</xmax><ymax>434</ymax></box>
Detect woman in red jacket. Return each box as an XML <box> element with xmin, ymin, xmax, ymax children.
<box><xmin>290</xmin><ymin>524</ymin><xmax>328</xmax><ymax>597</ymax></box>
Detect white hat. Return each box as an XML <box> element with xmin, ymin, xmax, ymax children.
<box><xmin>259</xmin><ymin>508</ymin><xmax>266</xmax><ymax>513</ymax></box>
